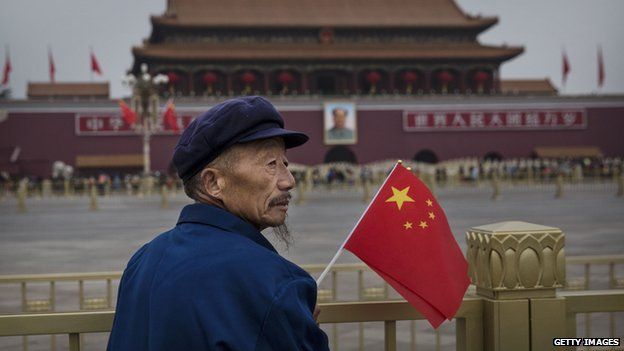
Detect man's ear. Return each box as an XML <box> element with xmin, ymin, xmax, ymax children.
<box><xmin>200</xmin><ymin>167</ymin><xmax>226</xmax><ymax>199</ymax></box>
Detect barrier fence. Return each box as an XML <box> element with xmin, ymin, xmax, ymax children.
<box><xmin>1</xmin><ymin>252</ymin><xmax>623</xmax><ymax>350</ymax></box>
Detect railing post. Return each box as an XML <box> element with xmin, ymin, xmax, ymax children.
<box><xmin>384</xmin><ymin>320</ymin><xmax>396</xmax><ymax>351</ymax></box>
<box><xmin>466</xmin><ymin>221</ymin><xmax>566</xmax><ymax>351</ymax></box>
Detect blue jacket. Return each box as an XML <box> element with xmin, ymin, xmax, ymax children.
<box><xmin>107</xmin><ymin>203</ymin><xmax>329</xmax><ymax>350</ymax></box>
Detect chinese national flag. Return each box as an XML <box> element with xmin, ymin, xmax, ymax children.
<box><xmin>163</xmin><ymin>100</ymin><xmax>180</xmax><ymax>133</ymax></box>
<box><xmin>118</xmin><ymin>100</ymin><xmax>136</xmax><ymax>126</ymax></box>
<box><xmin>562</xmin><ymin>51</ymin><xmax>570</xmax><ymax>85</ymax></box>
<box><xmin>91</xmin><ymin>51</ymin><xmax>102</xmax><ymax>76</ymax></box>
<box><xmin>48</xmin><ymin>49</ymin><xmax>56</xmax><ymax>83</ymax></box>
<box><xmin>598</xmin><ymin>46</ymin><xmax>605</xmax><ymax>88</ymax></box>
<box><xmin>344</xmin><ymin>163</ymin><xmax>470</xmax><ymax>328</ymax></box>
<box><xmin>1</xmin><ymin>51</ymin><xmax>10</xmax><ymax>85</ymax></box>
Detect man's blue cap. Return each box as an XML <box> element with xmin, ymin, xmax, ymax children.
<box><xmin>173</xmin><ymin>96</ymin><xmax>309</xmax><ymax>181</ymax></box>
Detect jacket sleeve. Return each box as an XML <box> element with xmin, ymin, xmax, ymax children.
<box><xmin>254</xmin><ymin>277</ymin><xmax>330</xmax><ymax>351</ymax></box>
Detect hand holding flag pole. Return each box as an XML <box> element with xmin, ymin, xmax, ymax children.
<box><xmin>316</xmin><ymin>160</ymin><xmax>470</xmax><ymax>328</ymax></box>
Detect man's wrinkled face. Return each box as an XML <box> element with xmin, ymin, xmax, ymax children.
<box><xmin>220</xmin><ymin>138</ymin><xmax>295</xmax><ymax>230</ymax></box>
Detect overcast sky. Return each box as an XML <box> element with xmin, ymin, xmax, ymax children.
<box><xmin>1</xmin><ymin>0</ymin><xmax>622</xmax><ymax>99</ymax></box>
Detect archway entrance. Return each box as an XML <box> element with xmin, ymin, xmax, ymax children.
<box><xmin>324</xmin><ymin>146</ymin><xmax>358</xmax><ymax>164</ymax></box>
<box><xmin>483</xmin><ymin>151</ymin><xmax>503</xmax><ymax>161</ymax></box>
<box><xmin>413</xmin><ymin>149</ymin><xmax>439</xmax><ymax>164</ymax></box>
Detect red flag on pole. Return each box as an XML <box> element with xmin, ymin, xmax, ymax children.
<box><xmin>562</xmin><ymin>50</ymin><xmax>570</xmax><ymax>86</ymax></box>
<box><xmin>118</xmin><ymin>100</ymin><xmax>137</xmax><ymax>126</ymax></box>
<box><xmin>598</xmin><ymin>46</ymin><xmax>605</xmax><ymax>88</ymax></box>
<box><xmin>90</xmin><ymin>50</ymin><xmax>102</xmax><ymax>76</ymax></box>
<box><xmin>1</xmin><ymin>50</ymin><xmax>10</xmax><ymax>85</ymax></box>
<box><xmin>48</xmin><ymin>48</ymin><xmax>56</xmax><ymax>83</ymax></box>
<box><xmin>163</xmin><ymin>99</ymin><xmax>180</xmax><ymax>133</ymax></box>
<box><xmin>343</xmin><ymin>163</ymin><xmax>470</xmax><ymax>328</ymax></box>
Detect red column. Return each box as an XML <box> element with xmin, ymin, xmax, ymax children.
<box><xmin>226</xmin><ymin>73</ymin><xmax>233</xmax><ymax>95</ymax></box>
<box><xmin>352</xmin><ymin>71</ymin><xmax>359</xmax><ymax>94</ymax></box>
<box><xmin>188</xmin><ymin>72</ymin><xmax>194</xmax><ymax>95</ymax></box>
<box><xmin>388</xmin><ymin>70</ymin><xmax>395</xmax><ymax>93</ymax></box>
<box><xmin>301</xmin><ymin>71</ymin><xmax>308</xmax><ymax>94</ymax></box>
<box><xmin>459</xmin><ymin>70</ymin><xmax>466</xmax><ymax>94</ymax></box>
<box><xmin>425</xmin><ymin>70</ymin><xmax>432</xmax><ymax>93</ymax></box>
<box><xmin>264</xmin><ymin>71</ymin><xmax>271</xmax><ymax>94</ymax></box>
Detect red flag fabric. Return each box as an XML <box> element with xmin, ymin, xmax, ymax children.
<box><xmin>163</xmin><ymin>100</ymin><xmax>180</xmax><ymax>133</ymax></box>
<box><xmin>598</xmin><ymin>46</ymin><xmax>605</xmax><ymax>88</ymax></box>
<box><xmin>344</xmin><ymin>163</ymin><xmax>470</xmax><ymax>329</ymax></box>
<box><xmin>1</xmin><ymin>52</ymin><xmax>10</xmax><ymax>85</ymax></box>
<box><xmin>118</xmin><ymin>100</ymin><xmax>136</xmax><ymax>126</ymax></box>
<box><xmin>91</xmin><ymin>51</ymin><xmax>102</xmax><ymax>75</ymax></box>
<box><xmin>562</xmin><ymin>51</ymin><xmax>570</xmax><ymax>85</ymax></box>
<box><xmin>48</xmin><ymin>49</ymin><xmax>56</xmax><ymax>83</ymax></box>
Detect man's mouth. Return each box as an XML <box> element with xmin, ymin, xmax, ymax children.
<box><xmin>269</xmin><ymin>194</ymin><xmax>291</xmax><ymax>209</ymax></box>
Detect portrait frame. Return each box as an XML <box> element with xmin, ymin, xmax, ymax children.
<box><xmin>323</xmin><ymin>101</ymin><xmax>357</xmax><ymax>145</ymax></box>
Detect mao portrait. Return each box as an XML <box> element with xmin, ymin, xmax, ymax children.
<box><xmin>324</xmin><ymin>102</ymin><xmax>357</xmax><ymax>145</ymax></box>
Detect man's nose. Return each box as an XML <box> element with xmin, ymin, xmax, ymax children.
<box><xmin>278</xmin><ymin>167</ymin><xmax>295</xmax><ymax>191</ymax></box>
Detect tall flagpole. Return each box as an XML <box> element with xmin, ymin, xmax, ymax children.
<box><xmin>316</xmin><ymin>160</ymin><xmax>402</xmax><ymax>286</ymax></box>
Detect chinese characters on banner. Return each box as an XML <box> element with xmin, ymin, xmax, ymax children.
<box><xmin>403</xmin><ymin>108</ymin><xmax>587</xmax><ymax>131</ymax></box>
<box><xmin>75</xmin><ymin>114</ymin><xmax>196</xmax><ymax>135</ymax></box>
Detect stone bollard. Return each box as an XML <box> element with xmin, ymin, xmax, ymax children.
<box><xmin>362</xmin><ymin>178</ymin><xmax>371</xmax><ymax>204</ymax></box>
<box><xmin>160</xmin><ymin>184</ymin><xmax>169</xmax><ymax>209</ymax></box>
<box><xmin>89</xmin><ymin>184</ymin><xmax>98</xmax><ymax>211</ymax></box>
<box><xmin>63</xmin><ymin>179</ymin><xmax>70</xmax><ymax>197</ymax></box>
<box><xmin>491</xmin><ymin>173</ymin><xmax>500</xmax><ymax>200</ymax></box>
<box><xmin>466</xmin><ymin>221</ymin><xmax>566</xmax><ymax>351</ymax></box>
<box><xmin>41</xmin><ymin>179</ymin><xmax>52</xmax><ymax>197</ymax></box>
<box><xmin>17</xmin><ymin>182</ymin><xmax>27</xmax><ymax>213</ymax></box>
<box><xmin>555</xmin><ymin>174</ymin><xmax>564</xmax><ymax>199</ymax></box>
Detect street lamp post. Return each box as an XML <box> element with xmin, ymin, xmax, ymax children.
<box><xmin>122</xmin><ymin>64</ymin><xmax>169</xmax><ymax>176</ymax></box>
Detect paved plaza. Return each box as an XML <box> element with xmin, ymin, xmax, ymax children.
<box><xmin>0</xmin><ymin>182</ymin><xmax>623</xmax><ymax>349</ymax></box>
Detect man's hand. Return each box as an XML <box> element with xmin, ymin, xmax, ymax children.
<box><xmin>313</xmin><ymin>305</ymin><xmax>321</xmax><ymax>322</ymax></box>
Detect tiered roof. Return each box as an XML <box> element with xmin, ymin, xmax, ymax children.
<box><xmin>157</xmin><ymin>0</ymin><xmax>497</xmax><ymax>28</ymax></box>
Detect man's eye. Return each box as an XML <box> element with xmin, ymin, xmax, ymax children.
<box><xmin>268</xmin><ymin>160</ymin><xmax>277</xmax><ymax>167</ymax></box>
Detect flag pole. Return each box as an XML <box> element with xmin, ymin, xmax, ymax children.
<box><xmin>316</xmin><ymin>160</ymin><xmax>402</xmax><ymax>286</ymax></box>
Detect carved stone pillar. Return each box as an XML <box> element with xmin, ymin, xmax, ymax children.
<box><xmin>466</xmin><ymin>221</ymin><xmax>565</xmax><ymax>299</ymax></box>
<box><xmin>466</xmin><ymin>221</ymin><xmax>567</xmax><ymax>351</ymax></box>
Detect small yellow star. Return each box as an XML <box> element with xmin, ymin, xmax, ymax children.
<box><xmin>428</xmin><ymin>212</ymin><xmax>435</xmax><ymax>220</ymax></box>
<box><xmin>425</xmin><ymin>199</ymin><xmax>433</xmax><ymax>207</ymax></box>
<box><xmin>403</xmin><ymin>221</ymin><xmax>413</xmax><ymax>230</ymax></box>
<box><xmin>419</xmin><ymin>221</ymin><xmax>428</xmax><ymax>229</ymax></box>
<box><xmin>385</xmin><ymin>186</ymin><xmax>415</xmax><ymax>210</ymax></box>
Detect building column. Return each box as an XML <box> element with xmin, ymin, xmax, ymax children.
<box><xmin>264</xmin><ymin>71</ymin><xmax>271</xmax><ymax>95</ymax></box>
<box><xmin>226</xmin><ymin>73</ymin><xmax>233</xmax><ymax>95</ymax></box>
<box><xmin>459</xmin><ymin>70</ymin><xmax>467</xmax><ymax>94</ymax></box>
<box><xmin>301</xmin><ymin>70</ymin><xmax>308</xmax><ymax>94</ymax></box>
<box><xmin>424</xmin><ymin>70</ymin><xmax>432</xmax><ymax>94</ymax></box>
<box><xmin>352</xmin><ymin>70</ymin><xmax>359</xmax><ymax>94</ymax></box>
<box><xmin>188</xmin><ymin>71</ymin><xmax>194</xmax><ymax>96</ymax></box>
<box><xmin>388</xmin><ymin>70</ymin><xmax>396</xmax><ymax>94</ymax></box>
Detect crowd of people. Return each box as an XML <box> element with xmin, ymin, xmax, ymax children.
<box><xmin>1</xmin><ymin>157</ymin><xmax>623</xmax><ymax>198</ymax></box>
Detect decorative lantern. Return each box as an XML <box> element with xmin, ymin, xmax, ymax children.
<box><xmin>401</xmin><ymin>71</ymin><xmax>418</xmax><ymax>94</ymax></box>
<box><xmin>365</xmin><ymin>71</ymin><xmax>382</xmax><ymax>94</ymax></box>
<box><xmin>473</xmin><ymin>71</ymin><xmax>490</xmax><ymax>94</ymax></box>
<box><xmin>277</xmin><ymin>71</ymin><xmax>294</xmax><ymax>94</ymax></box>
<box><xmin>202</xmin><ymin>72</ymin><xmax>218</xmax><ymax>95</ymax></box>
<box><xmin>240</xmin><ymin>71</ymin><xmax>256</xmax><ymax>94</ymax></box>
<box><xmin>166</xmin><ymin>72</ymin><xmax>181</xmax><ymax>94</ymax></box>
<box><xmin>437</xmin><ymin>70</ymin><xmax>453</xmax><ymax>94</ymax></box>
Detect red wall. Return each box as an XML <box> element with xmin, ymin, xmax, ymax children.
<box><xmin>1</xmin><ymin>104</ymin><xmax>623</xmax><ymax>178</ymax></box>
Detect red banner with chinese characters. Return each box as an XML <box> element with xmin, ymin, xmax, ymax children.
<box><xmin>75</xmin><ymin>113</ymin><xmax>196</xmax><ymax>136</ymax></box>
<box><xmin>403</xmin><ymin>108</ymin><xmax>587</xmax><ymax>132</ymax></box>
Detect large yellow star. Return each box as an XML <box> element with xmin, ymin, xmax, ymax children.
<box><xmin>385</xmin><ymin>186</ymin><xmax>415</xmax><ymax>210</ymax></box>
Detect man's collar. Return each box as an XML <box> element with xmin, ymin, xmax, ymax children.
<box><xmin>177</xmin><ymin>203</ymin><xmax>277</xmax><ymax>253</ymax></box>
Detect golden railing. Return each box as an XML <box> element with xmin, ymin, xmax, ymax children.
<box><xmin>1</xmin><ymin>291</ymin><xmax>623</xmax><ymax>351</ymax></box>
<box><xmin>1</xmin><ymin>255</ymin><xmax>623</xmax><ymax>350</ymax></box>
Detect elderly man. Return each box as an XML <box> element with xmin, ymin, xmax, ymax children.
<box><xmin>108</xmin><ymin>97</ymin><xmax>329</xmax><ymax>350</ymax></box>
